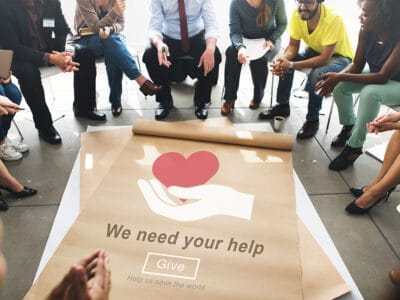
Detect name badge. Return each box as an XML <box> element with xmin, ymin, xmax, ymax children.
<box><xmin>43</xmin><ymin>18</ymin><xmax>55</xmax><ymax>28</ymax></box>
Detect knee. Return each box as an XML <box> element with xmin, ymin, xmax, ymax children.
<box><xmin>142</xmin><ymin>45</ymin><xmax>157</xmax><ymax>64</ymax></box>
<box><xmin>225</xmin><ymin>45</ymin><xmax>236</xmax><ymax>61</ymax></box>
<box><xmin>74</xmin><ymin>46</ymin><xmax>95</xmax><ymax>64</ymax></box>
<box><xmin>307</xmin><ymin>69</ymin><xmax>323</xmax><ymax>88</ymax></box>
<box><xmin>359</xmin><ymin>85</ymin><xmax>380</xmax><ymax>103</ymax></box>
<box><xmin>17</xmin><ymin>64</ymin><xmax>41</xmax><ymax>81</ymax></box>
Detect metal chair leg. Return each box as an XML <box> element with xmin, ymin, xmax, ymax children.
<box><xmin>12</xmin><ymin>119</ymin><xmax>24</xmax><ymax>141</ymax></box>
<box><xmin>325</xmin><ymin>97</ymin><xmax>335</xmax><ymax>133</ymax></box>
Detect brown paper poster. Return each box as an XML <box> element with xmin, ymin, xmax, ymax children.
<box><xmin>26</xmin><ymin>121</ymin><xmax>303</xmax><ymax>299</ymax></box>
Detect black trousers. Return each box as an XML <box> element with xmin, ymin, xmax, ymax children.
<box><xmin>73</xmin><ymin>45</ymin><xmax>97</xmax><ymax>113</ymax></box>
<box><xmin>143</xmin><ymin>32</ymin><xmax>221</xmax><ymax>106</ymax></box>
<box><xmin>223</xmin><ymin>42</ymin><xmax>280</xmax><ymax>103</ymax></box>
<box><xmin>11</xmin><ymin>46</ymin><xmax>96</xmax><ymax>130</ymax></box>
<box><xmin>12</xmin><ymin>61</ymin><xmax>53</xmax><ymax>130</ymax></box>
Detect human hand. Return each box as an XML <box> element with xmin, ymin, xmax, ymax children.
<box><xmin>0</xmin><ymin>95</ymin><xmax>22</xmax><ymax>115</ymax></box>
<box><xmin>198</xmin><ymin>47</ymin><xmax>215</xmax><ymax>77</ymax></box>
<box><xmin>99</xmin><ymin>27</ymin><xmax>111</xmax><ymax>39</ymax></box>
<box><xmin>0</xmin><ymin>71</ymin><xmax>11</xmax><ymax>84</ymax></box>
<box><xmin>113</xmin><ymin>0</ymin><xmax>126</xmax><ymax>14</ymax></box>
<box><xmin>271</xmin><ymin>57</ymin><xmax>289</xmax><ymax>77</ymax></box>
<box><xmin>263</xmin><ymin>40</ymin><xmax>274</xmax><ymax>51</ymax></box>
<box><xmin>137</xmin><ymin>179</ymin><xmax>254</xmax><ymax>221</ymax></box>
<box><xmin>50</xmin><ymin>51</ymin><xmax>80</xmax><ymax>72</ymax></box>
<box><xmin>237</xmin><ymin>47</ymin><xmax>248</xmax><ymax>65</ymax></box>
<box><xmin>367</xmin><ymin>112</ymin><xmax>400</xmax><ymax>133</ymax></box>
<box><xmin>314</xmin><ymin>72</ymin><xmax>339</xmax><ymax>97</ymax></box>
<box><xmin>156</xmin><ymin>42</ymin><xmax>171</xmax><ymax>68</ymax></box>
<box><xmin>46</xmin><ymin>249</ymin><xmax>111</xmax><ymax>300</ymax></box>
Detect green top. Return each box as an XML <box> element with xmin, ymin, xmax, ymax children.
<box><xmin>229</xmin><ymin>0</ymin><xmax>287</xmax><ymax>50</ymax></box>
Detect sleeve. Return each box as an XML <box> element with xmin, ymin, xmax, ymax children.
<box><xmin>321</xmin><ymin>16</ymin><xmax>343</xmax><ymax>46</ymax></box>
<box><xmin>288</xmin><ymin>10</ymin><xmax>302</xmax><ymax>41</ymax></box>
<box><xmin>202</xmin><ymin>0</ymin><xmax>219</xmax><ymax>40</ymax></box>
<box><xmin>268</xmin><ymin>0</ymin><xmax>288</xmax><ymax>44</ymax></box>
<box><xmin>0</xmin><ymin>2</ymin><xmax>45</xmax><ymax>66</ymax></box>
<box><xmin>54</xmin><ymin>0</ymin><xmax>71</xmax><ymax>51</ymax></box>
<box><xmin>76</xmin><ymin>0</ymin><xmax>124</xmax><ymax>35</ymax></box>
<box><xmin>229</xmin><ymin>0</ymin><xmax>244</xmax><ymax>50</ymax></box>
<box><xmin>148</xmin><ymin>0</ymin><xmax>164</xmax><ymax>39</ymax></box>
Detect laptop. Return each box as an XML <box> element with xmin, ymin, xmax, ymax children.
<box><xmin>0</xmin><ymin>49</ymin><xmax>13</xmax><ymax>80</ymax></box>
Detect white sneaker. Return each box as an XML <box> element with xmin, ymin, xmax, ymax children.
<box><xmin>6</xmin><ymin>138</ymin><xmax>29</xmax><ymax>153</ymax></box>
<box><xmin>0</xmin><ymin>142</ymin><xmax>22</xmax><ymax>161</ymax></box>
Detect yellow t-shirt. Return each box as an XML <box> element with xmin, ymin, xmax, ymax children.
<box><xmin>289</xmin><ymin>4</ymin><xmax>354</xmax><ymax>60</ymax></box>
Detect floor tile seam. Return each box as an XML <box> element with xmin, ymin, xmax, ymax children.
<box><xmin>368</xmin><ymin>214</ymin><xmax>400</xmax><ymax>261</ymax></box>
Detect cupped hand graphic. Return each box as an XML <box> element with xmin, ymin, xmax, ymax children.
<box><xmin>137</xmin><ymin>179</ymin><xmax>254</xmax><ymax>221</ymax></box>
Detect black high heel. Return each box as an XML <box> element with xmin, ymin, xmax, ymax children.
<box><xmin>349</xmin><ymin>186</ymin><xmax>367</xmax><ymax>197</ymax></box>
<box><xmin>0</xmin><ymin>185</ymin><xmax>38</xmax><ymax>198</ymax></box>
<box><xmin>345</xmin><ymin>187</ymin><xmax>395</xmax><ymax>215</ymax></box>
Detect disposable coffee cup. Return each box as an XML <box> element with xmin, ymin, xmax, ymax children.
<box><xmin>273</xmin><ymin>116</ymin><xmax>285</xmax><ymax>131</ymax></box>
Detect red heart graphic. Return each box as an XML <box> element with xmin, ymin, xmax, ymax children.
<box><xmin>152</xmin><ymin>151</ymin><xmax>219</xmax><ymax>202</ymax></box>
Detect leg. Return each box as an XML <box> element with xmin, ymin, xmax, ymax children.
<box><xmin>73</xmin><ymin>44</ymin><xmax>97</xmax><ymax>113</ymax></box>
<box><xmin>305</xmin><ymin>56</ymin><xmax>351</xmax><ymax>122</ymax></box>
<box><xmin>369</xmin><ymin>130</ymin><xmax>400</xmax><ymax>187</ymax></box>
<box><xmin>249</xmin><ymin>57</ymin><xmax>268</xmax><ymax>107</ymax></box>
<box><xmin>1</xmin><ymin>82</ymin><xmax>22</xmax><ymax>139</ymax></box>
<box><xmin>104</xmin><ymin>56</ymin><xmax>123</xmax><ymax>106</ymax></box>
<box><xmin>348</xmin><ymin>81</ymin><xmax>400</xmax><ymax>148</ymax></box>
<box><xmin>11</xmin><ymin>61</ymin><xmax>53</xmax><ymax>130</ymax></box>
<box><xmin>223</xmin><ymin>45</ymin><xmax>243</xmax><ymax>102</ymax></box>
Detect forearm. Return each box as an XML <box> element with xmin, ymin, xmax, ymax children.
<box><xmin>292</xmin><ymin>55</ymin><xmax>331</xmax><ymax>70</ymax></box>
<box><xmin>206</xmin><ymin>38</ymin><xmax>217</xmax><ymax>52</ymax></box>
<box><xmin>283</xmin><ymin>45</ymin><xmax>298</xmax><ymax>61</ymax></box>
<box><xmin>336</xmin><ymin>72</ymin><xmax>391</xmax><ymax>85</ymax></box>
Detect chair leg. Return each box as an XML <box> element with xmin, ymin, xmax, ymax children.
<box><xmin>12</xmin><ymin>119</ymin><xmax>24</xmax><ymax>141</ymax></box>
<box><xmin>325</xmin><ymin>97</ymin><xmax>335</xmax><ymax>133</ymax></box>
<box><xmin>270</xmin><ymin>74</ymin><xmax>275</xmax><ymax>107</ymax></box>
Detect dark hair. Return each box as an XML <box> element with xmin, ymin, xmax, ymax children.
<box><xmin>256</xmin><ymin>0</ymin><xmax>271</xmax><ymax>27</ymax></box>
<box><xmin>362</xmin><ymin>0</ymin><xmax>400</xmax><ymax>40</ymax></box>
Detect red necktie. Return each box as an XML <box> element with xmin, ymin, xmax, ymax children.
<box><xmin>178</xmin><ymin>0</ymin><xmax>190</xmax><ymax>52</ymax></box>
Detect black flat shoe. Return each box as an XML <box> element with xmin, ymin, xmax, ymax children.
<box><xmin>111</xmin><ymin>104</ymin><xmax>123</xmax><ymax>116</ymax></box>
<box><xmin>38</xmin><ymin>126</ymin><xmax>62</xmax><ymax>145</ymax></box>
<box><xmin>195</xmin><ymin>102</ymin><xmax>209</xmax><ymax>120</ymax></box>
<box><xmin>331</xmin><ymin>125</ymin><xmax>353</xmax><ymax>148</ymax></box>
<box><xmin>345</xmin><ymin>187</ymin><xmax>395</xmax><ymax>215</ymax></box>
<box><xmin>0</xmin><ymin>185</ymin><xmax>38</xmax><ymax>198</ymax></box>
<box><xmin>0</xmin><ymin>199</ymin><xmax>8</xmax><ymax>211</ymax></box>
<box><xmin>349</xmin><ymin>186</ymin><xmax>366</xmax><ymax>197</ymax></box>
<box><xmin>75</xmin><ymin>110</ymin><xmax>106</xmax><ymax>121</ymax></box>
<box><xmin>329</xmin><ymin>145</ymin><xmax>362</xmax><ymax>171</ymax></box>
<box><xmin>155</xmin><ymin>101</ymin><xmax>173</xmax><ymax>120</ymax></box>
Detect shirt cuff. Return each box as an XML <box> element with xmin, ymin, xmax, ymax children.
<box><xmin>43</xmin><ymin>53</ymin><xmax>51</xmax><ymax>66</ymax></box>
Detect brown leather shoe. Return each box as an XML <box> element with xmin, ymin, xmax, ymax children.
<box><xmin>389</xmin><ymin>269</ymin><xmax>400</xmax><ymax>286</ymax></box>
<box><xmin>249</xmin><ymin>100</ymin><xmax>260</xmax><ymax>110</ymax></box>
<box><xmin>221</xmin><ymin>101</ymin><xmax>235</xmax><ymax>116</ymax></box>
<box><xmin>139</xmin><ymin>80</ymin><xmax>163</xmax><ymax>96</ymax></box>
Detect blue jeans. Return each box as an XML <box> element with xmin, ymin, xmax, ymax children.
<box><xmin>76</xmin><ymin>34</ymin><xmax>142</xmax><ymax>105</ymax></box>
<box><xmin>0</xmin><ymin>82</ymin><xmax>22</xmax><ymax>140</ymax></box>
<box><xmin>277</xmin><ymin>48</ymin><xmax>351</xmax><ymax>122</ymax></box>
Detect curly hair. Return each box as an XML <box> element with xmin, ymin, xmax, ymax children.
<box><xmin>361</xmin><ymin>0</ymin><xmax>400</xmax><ymax>40</ymax></box>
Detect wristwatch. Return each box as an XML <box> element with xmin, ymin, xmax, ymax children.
<box><xmin>288</xmin><ymin>61</ymin><xmax>294</xmax><ymax>72</ymax></box>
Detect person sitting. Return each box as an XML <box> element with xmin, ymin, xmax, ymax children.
<box><xmin>221</xmin><ymin>0</ymin><xmax>287</xmax><ymax>116</ymax></box>
<box><xmin>0</xmin><ymin>75</ymin><xmax>29</xmax><ymax>161</ymax></box>
<box><xmin>260</xmin><ymin>0</ymin><xmax>353</xmax><ymax>139</ymax></box>
<box><xmin>0</xmin><ymin>96</ymin><xmax>37</xmax><ymax>210</ymax></box>
<box><xmin>0</xmin><ymin>0</ymin><xmax>98</xmax><ymax>144</ymax></box>
<box><xmin>344</xmin><ymin>112</ymin><xmax>400</xmax><ymax>214</ymax></box>
<box><xmin>142</xmin><ymin>0</ymin><xmax>222</xmax><ymax>120</ymax></box>
<box><xmin>75</xmin><ymin>0</ymin><xmax>162</xmax><ymax>117</ymax></box>
<box><xmin>316</xmin><ymin>0</ymin><xmax>400</xmax><ymax>171</ymax></box>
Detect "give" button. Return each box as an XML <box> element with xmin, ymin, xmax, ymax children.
<box><xmin>142</xmin><ymin>252</ymin><xmax>200</xmax><ymax>280</ymax></box>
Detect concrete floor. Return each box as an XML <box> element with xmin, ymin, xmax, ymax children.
<box><xmin>1</xmin><ymin>1</ymin><xmax>400</xmax><ymax>299</ymax></box>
